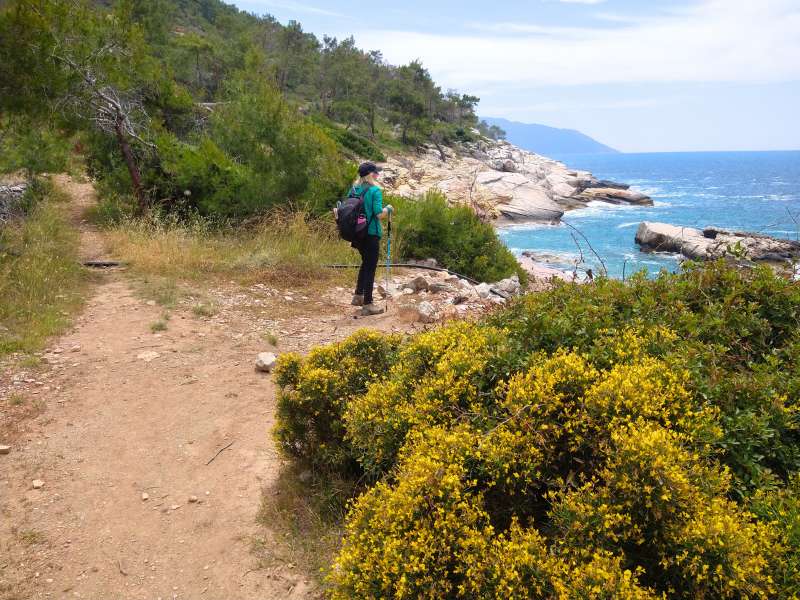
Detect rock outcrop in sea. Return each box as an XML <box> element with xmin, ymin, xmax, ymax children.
<box><xmin>636</xmin><ymin>221</ymin><xmax>800</xmax><ymax>264</ymax></box>
<box><xmin>380</xmin><ymin>137</ymin><xmax>650</xmax><ymax>223</ymax></box>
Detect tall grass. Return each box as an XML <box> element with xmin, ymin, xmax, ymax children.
<box><xmin>103</xmin><ymin>208</ymin><xmax>357</xmax><ymax>285</ymax></box>
<box><xmin>0</xmin><ymin>182</ymin><xmax>87</xmax><ymax>355</ymax></box>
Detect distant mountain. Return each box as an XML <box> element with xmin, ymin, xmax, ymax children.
<box><xmin>482</xmin><ymin>117</ymin><xmax>619</xmax><ymax>156</ymax></box>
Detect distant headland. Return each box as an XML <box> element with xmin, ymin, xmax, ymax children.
<box><xmin>482</xmin><ymin>117</ymin><xmax>618</xmax><ymax>156</ymax></box>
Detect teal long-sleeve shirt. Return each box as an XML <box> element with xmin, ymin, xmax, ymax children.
<box><xmin>352</xmin><ymin>185</ymin><xmax>383</xmax><ymax>238</ymax></box>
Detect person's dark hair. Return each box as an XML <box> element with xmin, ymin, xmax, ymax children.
<box><xmin>358</xmin><ymin>162</ymin><xmax>381</xmax><ymax>177</ymax></box>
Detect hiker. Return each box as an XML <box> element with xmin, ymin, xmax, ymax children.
<box><xmin>351</xmin><ymin>162</ymin><xmax>393</xmax><ymax>316</ymax></box>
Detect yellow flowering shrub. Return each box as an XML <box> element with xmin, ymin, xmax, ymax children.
<box><xmin>344</xmin><ymin>321</ymin><xmax>511</xmax><ymax>477</ymax></box>
<box><xmin>273</xmin><ymin>329</ymin><xmax>401</xmax><ymax>473</ymax></box>
<box><xmin>551</xmin><ymin>423</ymin><xmax>778</xmax><ymax>598</ymax></box>
<box><xmin>551</xmin><ymin>551</ymin><xmax>660</xmax><ymax>600</ymax></box>
<box><xmin>589</xmin><ymin>323</ymin><xmax>680</xmax><ymax>367</ymax></box>
<box><xmin>750</xmin><ymin>475</ymin><xmax>800</xmax><ymax>597</ymax></box>
<box><xmin>329</xmin><ymin>426</ymin><xmax>661</xmax><ymax>599</ymax></box>
<box><xmin>581</xmin><ymin>357</ymin><xmax>722</xmax><ymax>450</ymax></box>
<box><xmin>271</xmin><ymin>263</ymin><xmax>800</xmax><ymax>597</ymax></box>
<box><xmin>329</xmin><ymin>426</ymin><xmax>496</xmax><ymax>599</ymax></box>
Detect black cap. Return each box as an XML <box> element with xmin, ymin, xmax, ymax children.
<box><xmin>358</xmin><ymin>162</ymin><xmax>381</xmax><ymax>177</ymax></box>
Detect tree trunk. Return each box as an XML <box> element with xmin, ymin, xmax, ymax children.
<box><xmin>368</xmin><ymin>104</ymin><xmax>376</xmax><ymax>139</ymax></box>
<box><xmin>114</xmin><ymin>117</ymin><xmax>146</xmax><ymax>213</ymax></box>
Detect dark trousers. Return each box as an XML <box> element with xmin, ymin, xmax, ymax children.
<box><xmin>354</xmin><ymin>235</ymin><xmax>380</xmax><ymax>304</ymax></box>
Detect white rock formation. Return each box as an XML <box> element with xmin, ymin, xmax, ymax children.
<box><xmin>635</xmin><ymin>222</ymin><xmax>800</xmax><ymax>263</ymax></box>
<box><xmin>380</xmin><ymin>138</ymin><xmax>650</xmax><ymax>224</ymax></box>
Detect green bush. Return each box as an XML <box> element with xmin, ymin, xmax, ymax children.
<box><xmin>207</xmin><ymin>78</ymin><xmax>355</xmax><ymax>216</ymax></box>
<box><xmin>0</xmin><ymin>117</ymin><xmax>72</xmax><ymax>178</ymax></box>
<box><xmin>81</xmin><ymin>78</ymin><xmax>355</xmax><ymax>219</ymax></box>
<box><xmin>312</xmin><ymin>116</ymin><xmax>386</xmax><ymax>162</ymax></box>
<box><xmin>391</xmin><ymin>190</ymin><xmax>527</xmax><ymax>284</ymax></box>
<box><xmin>273</xmin><ymin>262</ymin><xmax>800</xmax><ymax>598</ymax></box>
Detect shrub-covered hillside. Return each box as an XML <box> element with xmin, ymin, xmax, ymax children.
<box><xmin>274</xmin><ymin>262</ymin><xmax>800</xmax><ymax>598</ymax></box>
<box><xmin>0</xmin><ymin>0</ymin><xmax>483</xmax><ymax>217</ymax></box>
<box><xmin>0</xmin><ymin>0</ymin><xmax>525</xmax><ymax>283</ymax></box>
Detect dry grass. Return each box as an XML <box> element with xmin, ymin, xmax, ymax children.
<box><xmin>103</xmin><ymin>209</ymin><xmax>356</xmax><ymax>288</ymax></box>
<box><xmin>255</xmin><ymin>464</ymin><xmax>354</xmax><ymax>585</ymax></box>
<box><xmin>0</xmin><ymin>182</ymin><xmax>89</xmax><ymax>356</ymax></box>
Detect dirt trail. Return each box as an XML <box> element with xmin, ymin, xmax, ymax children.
<box><xmin>0</xmin><ymin>177</ymin><xmax>411</xmax><ymax>600</ymax></box>
<box><xmin>53</xmin><ymin>174</ymin><xmax>109</xmax><ymax>264</ymax></box>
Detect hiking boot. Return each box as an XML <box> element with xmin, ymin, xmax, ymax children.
<box><xmin>360</xmin><ymin>303</ymin><xmax>385</xmax><ymax>316</ymax></box>
<box><xmin>351</xmin><ymin>294</ymin><xmax>364</xmax><ymax>306</ymax></box>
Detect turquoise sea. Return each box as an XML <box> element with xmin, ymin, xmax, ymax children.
<box><xmin>497</xmin><ymin>151</ymin><xmax>800</xmax><ymax>279</ymax></box>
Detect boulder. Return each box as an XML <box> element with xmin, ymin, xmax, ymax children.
<box><xmin>404</xmin><ymin>275</ymin><xmax>430</xmax><ymax>293</ymax></box>
<box><xmin>635</xmin><ymin>221</ymin><xmax>800</xmax><ymax>263</ymax></box>
<box><xmin>635</xmin><ymin>222</ymin><xmax>713</xmax><ymax>260</ymax></box>
<box><xmin>475</xmin><ymin>282</ymin><xmax>492</xmax><ymax>299</ymax></box>
<box><xmin>255</xmin><ymin>352</ymin><xmax>278</xmax><ymax>373</ymax></box>
<box><xmin>377</xmin><ymin>284</ymin><xmax>402</xmax><ymax>299</ymax></box>
<box><xmin>414</xmin><ymin>301</ymin><xmax>438</xmax><ymax>323</ymax></box>
<box><xmin>582</xmin><ymin>188</ymin><xmax>653</xmax><ymax>205</ymax></box>
<box><xmin>428</xmin><ymin>282</ymin><xmax>456</xmax><ymax>294</ymax></box>
<box><xmin>495</xmin><ymin>274</ymin><xmax>522</xmax><ymax>296</ymax></box>
<box><xmin>501</xmin><ymin>159</ymin><xmax>516</xmax><ymax>173</ymax></box>
<box><xmin>0</xmin><ymin>183</ymin><xmax>28</xmax><ymax>223</ymax></box>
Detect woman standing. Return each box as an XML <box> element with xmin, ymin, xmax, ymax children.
<box><xmin>351</xmin><ymin>161</ymin><xmax>393</xmax><ymax>316</ymax></box>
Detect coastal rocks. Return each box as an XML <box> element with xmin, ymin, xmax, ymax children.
<box><xmin>380</xmin><ymin>138</ymin><xmax>649</xmax><ymax>224</ymax></box>
<box><xmin>581</xmin><ymin>188</ymin><xmax>651</xmax><ymax>205</ymax></box>
<box><xmin>495</xmin><ymin>274</ymin><xmax>522</xmax><ymax>296</ymax></box>
<box><xmin>635</xmin><ymin>221</ymin><xmax>800</xmax><ymax>263</ymax></box>
<box><xmin>366</xmin><ymin>268</ymin><xmax>530</xmax><ymax>325</ymax></box>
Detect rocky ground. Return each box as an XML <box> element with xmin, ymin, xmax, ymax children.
<box><xmin>0</xmin><ymin>182</ymin><xmax>28</xmax><ymax>225</ymax></box>
<box><xmin>0</xmin><ymin>176</ymin><xmax>536</xmax><ymax>600</ymax></box>
<box><xmin>380</xmin><ymin>136</ymin><xmax>651</xmax><ymax>223</ymax></box>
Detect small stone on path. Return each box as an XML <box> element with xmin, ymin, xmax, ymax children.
<box><xmin>32</xmin><ymin>479</ymin><xmax>45</xmax><ymax>489</ymax></box>
<box><xmin>255</xmin><ymin>352</ymin><xmax>278</xmax><ymax>373</ymax></box>
<box><xmin>188</xmin><ymin>495</ymin><xmax>198</xmax><ymax>503</ymax></box>
<box><xmin>0</xmin><ymin>445</ymin><xmax>10</xmax><ymax>455</ymax></box>
<box><xmin>137</xmin><ymin>350</ymin><xmax>160</xmax><ymax>362</ymax></box>
<box><xmin>141</xmin><ymin>492</ymin><xmax>149</xmax><ymax>501</ymax></box>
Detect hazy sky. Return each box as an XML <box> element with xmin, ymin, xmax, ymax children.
<box><xmin>230</xmin><ymin>0</ymin><xmax>800</xmax><ymax>153</ymax></box>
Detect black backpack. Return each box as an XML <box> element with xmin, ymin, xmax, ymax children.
<box><xmin>336</xmin><ymin>186</ymin><xmax>374</xmax><ymax>242</ymax></box>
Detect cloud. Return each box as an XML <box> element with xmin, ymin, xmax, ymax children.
<box><xmin>352</xmin><ymin>0</ymin><xmax>800</xmax><ymax>89</ymax></box>
<box><xmin>553</xmin><ymin>0</ymin><xmax>607</xmax><ymax>4</ymax></box>
<box><xmin>248</xmin><ymin>1</ymin><xmax>345</xmax><ymax>18</ymax></box>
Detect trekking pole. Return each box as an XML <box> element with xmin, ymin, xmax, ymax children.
<box><xmin>385</xmin><ymin>213</ymin><xmax>392</xmax><ymax>313</ymax></box>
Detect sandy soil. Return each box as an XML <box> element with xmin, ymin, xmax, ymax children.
<box><xmin>0</xmin><ymin>177</ymin><xmax>415</xmax><ymax>600</ymax></box>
